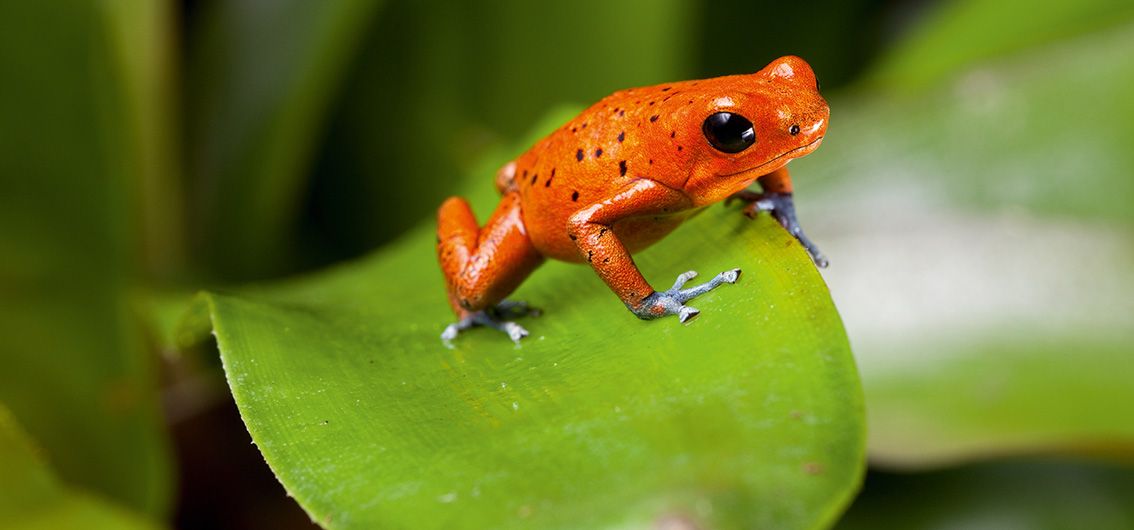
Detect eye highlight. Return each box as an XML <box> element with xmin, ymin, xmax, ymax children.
<box><xmin>702</xmin><ymin>112</ymin><xmax>756</xmax><ymax>153</ymax></box>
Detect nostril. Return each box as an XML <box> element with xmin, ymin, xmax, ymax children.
<box><xmin>789</xmin><ymin>124</ymin><xmax>800</xmax><ymax>136</ymax></box>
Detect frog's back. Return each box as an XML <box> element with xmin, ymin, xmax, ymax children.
<box><xmin>505</xmin><ymin>81</ymin><xmax>710</xmax><ymax>261</ymax></box>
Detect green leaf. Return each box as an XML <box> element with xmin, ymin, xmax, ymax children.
<box><xmin>101</xmin><ymin>0</ymin><xmax>185</xmax><ymax>279</ymax></box>
<box><xmin>185</xmin><ymin>0</ymin><xmax>384</xmax><ymax>278</ymax></box>
<box><xmin>790</xmin><ymin>24</ymin><xmax>1134</xmax><ymax>467</ymax></box>
<box><xmin>0</xmin><ymin>404</ymin><xmax>159</xmax><ymax>530</ymax></box>
<box><xmin>867</xmin><ymin>0</ymin><xmax>1134</xmax><ymax>90</ymax></box>
<box><xmin>0</xmin><ymin>1</ymin><xmax>171</xmax><ymax>515</ymax></box>
<box><xmin>862</xmin><ymin>341</ymin><xmax>1134</xmax><ymax>467</ymax></box>
<box><xmin>837</xmin><ymin>460</ymin><xmax>1134</xmax><ymax>529</ymax></box>
<box><xmin>183</xmin><ymin>113</ymin><xmax>864</xmax><ymax>527</ymax></box>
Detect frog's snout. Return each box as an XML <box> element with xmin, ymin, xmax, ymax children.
<box><xmin>802</xmin><ymin>101</ymin><xmax>830</xmax><ymax>140</ymax></box>
<box><xmin>803</xmin><ymin>115</ymin><xmax>827</xmax><ymax>140</ymax></box>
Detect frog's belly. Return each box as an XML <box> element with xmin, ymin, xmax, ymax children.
<box><xmin>525</xmin><ymin>208</ymin><xmax>694</xmax><ymax>263</ymax></box>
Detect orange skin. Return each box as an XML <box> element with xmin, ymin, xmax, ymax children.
<box><xmin>438</xmin><ymin>56</ymin><xmax>829</xmax><ymax>341</ymax></box>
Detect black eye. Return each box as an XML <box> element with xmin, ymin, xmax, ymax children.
<box><xmin>789</xmin><ymin>124</ymin><xmax>800</xmax><ymax>136</ymax></box>
<box><xmin>702</xmin><ymin>112</ymin><xmax>756</xmax><ymax>153</ymax></box>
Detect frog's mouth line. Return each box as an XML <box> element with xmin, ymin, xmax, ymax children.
<box><xmin>723</xmin><ymin>136</ymin><xmax>824</xmax><ymax>177</ymax></box>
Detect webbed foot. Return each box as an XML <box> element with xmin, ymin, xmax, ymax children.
<box><xmin>440</xmin><ymin>300</ymin><xmax>541</xmax><ymax>343</ymax></box>
<box><xmin>630</xmin><ymin>269</ymin><xmax>741</xmax><ymax>322</ymax></box>
<box><xmin>729</xmin><ymin>190</ymin><xmax>828</xmax><ymax>268</ymax></box>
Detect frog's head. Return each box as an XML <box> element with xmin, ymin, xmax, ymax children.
<box><xmin>674</xmin><ymin>56</ymin><xmax>829</xmax><ymax>205</ymax></box>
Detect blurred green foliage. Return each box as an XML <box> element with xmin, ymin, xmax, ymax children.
<box><xmin>2</xmin><ymin>0</ymin><xmax>1134</xmax><ymax>528</ymax></box>
<box><xmin>0</xmin><ymin>406</ymin><xmax>159</xmax><ymax>530</ymax></box>
<box><xmin>867</xmin><ymin>0</ymin><xmax>1134</xmax><ymax>89</ymax></box>
<box><xmin>185</xmin><ymin>0</ymin><xmax>384</xmax><ymax>279</ymax></box>
<box><xmin>0</xmin><ymin>1</ymin><xmax>171</xmax><ymax>517</ymax></box>
<box><xmin>838</xmin><ymin>459</ymin><xmax>1134</xmax><ymax>529</ymax></box>
<box><xmin>794</xmin><ymin>20</ymin><xmax>1134</xmax><ymax>468</ymax></box>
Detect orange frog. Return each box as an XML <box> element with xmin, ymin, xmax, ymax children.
<box><xmin>438</xmin><ymin>56</ymin><xmax>829</xmax><ymax>342</ymax></box>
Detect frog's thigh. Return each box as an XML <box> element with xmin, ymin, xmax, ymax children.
<box><xmin>438</xmin><ymin>192</ymin><xmax>543</xmax><ymax>311</ymax></box>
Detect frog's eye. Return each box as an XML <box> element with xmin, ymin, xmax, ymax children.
<box><xmin>702</xmin><ymin>112</ymin><xmax>756</xmax><ymax>154</ymax></box>
<box><xmin>789</xmin><ymin>124</ymin><xmax>801</xmax><ymax>136</ymax></box>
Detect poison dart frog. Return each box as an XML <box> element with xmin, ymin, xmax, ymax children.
<box><xmin>438</xmin><ymin>56</ymin><xmax>829</xmax><ymax>342</ymax></box>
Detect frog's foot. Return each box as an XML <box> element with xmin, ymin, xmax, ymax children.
<box><xmin>630</xmin><ymin>269</ymin><xmax>741</xmax><ymax>323</ymax></box>
<box><xmin>440</xmin><ymin>300</ymin><xmax>540</xmax><ymax>343</ymax></box>
<box><xmin>728</xmin><ymin>190</ymin><xmax>828</xmax><ymax>268</ymax></box>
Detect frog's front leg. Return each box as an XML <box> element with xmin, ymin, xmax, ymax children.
<box><xmin>437</xmin><ymin>192</ymin><xmax>545</xmax><ymax>342</ymax></box>
<box><xmin>567</xmin><ymin>179</ymin><xmax>741</xmax><ymax>323</ymax></box>
<box><xmin>730</xmin><ymin>167</ymin><xmax>828</xmax><ymax>268</ymax></box>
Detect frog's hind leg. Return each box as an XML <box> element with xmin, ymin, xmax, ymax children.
<box><xmin>437</xmin><ymin>192</ymin><xmax>544</xmax><ymax>342</ymax></box>
<box><xmin>439</xmin><ymin>301</ymin><xmax>541</xmax><ymax>342</ymax></box>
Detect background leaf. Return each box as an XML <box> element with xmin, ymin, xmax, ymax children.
<box><xmin>0</xmin><ymin>405</ymin><xmax>159</xmax><ymax>530</ymax></box>
<box><xmin>793</xmin><ymin>22</ymin><xmax>1134</xmax><ymax>467</ymax></box>
<box><xmin>182</xmin><ymin>113</ymin><xmax>865</xmax><ymax>529</ymax></box>
<box><xmin>837</xmin><ymin>459</ymin><xmax>1134</xmax><ymax>529</ymax></box>
<box><xmin>0</xmin><ymin>1</ymin><xmax>172</xmax><ymax>515</ymax></box>
<box><xmin>185</xmin><ymin>0</ymin><xmax>385</xmax><ymax>279</ymax></box>
<box><xmin>866</xmin><ymin>0</ymin><xmax>1134</xmax><ymax>90</ymax></box>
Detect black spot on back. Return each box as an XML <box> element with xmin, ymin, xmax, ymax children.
<box><xmin>617</xmin><ymin>131</ymin><xmax>625</xmax><ymax>143</ymax></box>
<box><xmin>594</xmin><ymin>148</ymin><xmax>603</xmax><ymax>158</ymax></box>
<box><xmin>571</xmin><ymin>190</ymin><xmax>579</xmax><ymax>201</ymax></box>
<box><xmin>576</xmin><ymin>149</ymin><xmax>584</xmax><ymax>161</ymax></box>
<box><xmin>619</xmin><ymin>160</ymin><xmax>627</xmax><ymax>176</ymax></box>
<box><xmin>650</xmin><ymin>115</ymin><xmax>659</xmax><ymax>122</ymax></box>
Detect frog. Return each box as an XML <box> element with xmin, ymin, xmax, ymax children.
<box><xmin>437</xmin><ymin>55</ymin><xmax>829</xmax><ymax>342</ymax></box>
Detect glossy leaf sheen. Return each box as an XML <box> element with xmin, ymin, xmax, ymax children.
<box><xmin>190</xmin><ymin>181</ymin><xmax>864</xmax><ymax>528</ymax></box>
